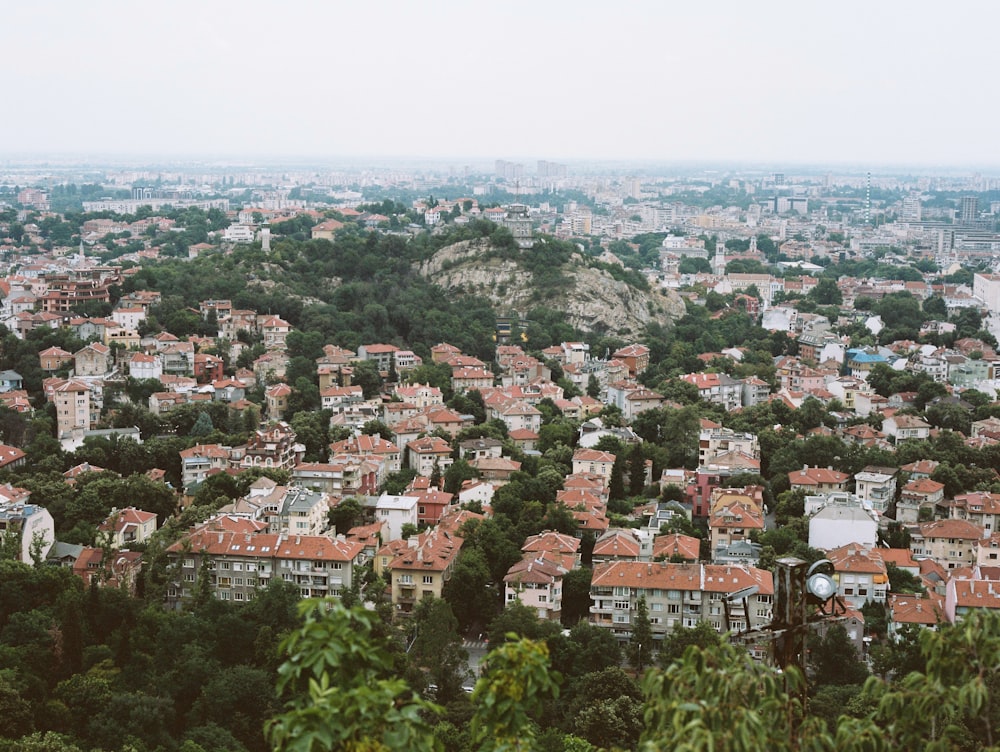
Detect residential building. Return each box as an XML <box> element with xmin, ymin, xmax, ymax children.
<box><xmin>165</xmin><ymin>529</ymin><xmax>364</xmax><ymax>607</ymax></box>
<box><xmin>97</xmin><ymin>507</ymin><xmax>158</xmax><ymax>548</ymax></box>
<box><xmin>612</xmin><ymin>344</ymin><xmax>650</xmax><ymax>379</ymax></box>
<box><xmin>807</xmin><ymin>493</ymin><xmax>879</xmax><ymax>549</ymax></box>
<box><xmin>374</xmin><ymin>494</ymin><xmax>419</xmax><ymax>541</ymax></box>
<box><xmin>380</xmin><ymin>529</ymin><xmax>463</xmax><ymax>616</ymax></box>
<box><xmin>898</xmin><ymin>478</ymin><xmax>946</xmax><ymax>524</ymax></box>
<box><xmin>788</xmin><ymin>466</ymin><xmax>850</xmax><ymax>494</ymax></box>
<box><xmin>53</xmin><ymin>380</ymin><xmax>91</xmax><ymax>437</ymax></box>
<box><xmin>910</xmin><ymin>519</ymin><xmax>984</xmax><ymax>570</ymax></box>
<box><xmin>590</xmin><ymin>561</ymin><xmax>774</xmax><ymax>640</ymax></box>
<box><xmin>945</xmin><ymin>578</ymin><xmax>1000</xmax><ymax>624</ymax></box>
<box><xmin>680</xmin><ymin>372</ymin><xmax>743</xmax><ymax>411</ymax></box>
<box><xmin>504</xmin><ymin>557</ymin><xmax>569</xmax><ymax>621</ymax></box>
<box><xmin>406</xmin><ymin>436</ymin><xmax>453</xmax><ymax>478</ymax></box>
<box><xmin>882</xmin><ymin>414</ymin><xmax>932</xmax><ymax>442</ymax></box>
<box><xmin>853</xmin><ymin>466</ymin><xmax>898</xmax><ymax>515</ymax></box>
<box><xmin>826</xmin><ymin>544</ymin><xmax>888</xmax><ymax>608</ymax></box>
<box><xmin>0</xmin><ymin>497</ymin><xmax>54</xmax><ymax>563</ymax></box>
<box><xmin>571</xmin><ymin>449</ymin><xmax>616</xmax><ymax>483</ymax></box>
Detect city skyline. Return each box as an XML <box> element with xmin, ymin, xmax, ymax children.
<box><xmin>5</xmin><ymin>0</ymin><xmax>999</xmax><ymax>167</ymax></box>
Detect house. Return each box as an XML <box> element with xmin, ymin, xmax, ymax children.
<box><xmin>951</xmin><ymin>492</ymin><xmax>1000</xmax><ymax>536</ymax></box>
<box><xmin>97</xmin><ymin>507</ymin><xmax>158</xmax><ymax>548</ymax></box>
<box><xmin>571</xmin><ymin>449</ymin><xmax>616</xmax><ymax>483</ymax></box>
<box><xmin>311</xmin><ymin>219</ymin><xmax>344</xmax><ymax>240</ymax></box>
<box><xmin>0</xmin><ymin>444</ymin><xmax>26</xmax><ymax>471</ymax></box>
<box><xmin>708</xmin><ymin>501</ymin><xmax>765</xmax><ymax>552</ymax></box>
<box><xmin>193</xmin><ymin>353</ymin><xmax>225</xmax><ymax>384</ymax></box>
<box><xmin>652</xmin><ymin>533</ymin><xmax>701</xmax><ymax>563</ymax></box>
<box><xmin>239</xmin><ymin>422</ymin><xmax>302</xmax><ymax>472</ymax></box>
<box><xmin>128</xmin><ymin>352</ymin><xmax>163</xmax><ymax>380</ymax></box>
<box><xmin>852</xmin><ymin>466</ymin><xmax>898</xmax><ymax>515</ymax></box>
<box><xmin>591</xmin><ymin>528</ymin><xmax>649</xmax><ymax>564</ymax></box>
<box><xmin>374</xmin><ymin>494</ymin><xmax>419</xmax><ymax>541</ymax></box>
<box><xmin>0</xmin><ymin>497</ymin><xmax>54</xmax><ymax>563</ymax></box>
<box><xmin>330</xmin><ymin>434</ymin><xmax>401</xmax><ymax>476</ymax></box>
<box><xmin>356</xmin><ymin>343</ymin><xmax>399</xmax><ymax>373</ymax></box>
<box><xmin>469</xmin><ymin>456</ymin><xmax>521</xmax><ymax>484</ymax></box>
<box><xmin>612</xmin><ymin>344</ymin><xmax>651</xmax><ymax>379</ymax></box>
<box><xmin>259</xmin><ymin>316</ymin><xmax>292</xmax><ymax>349</ymax></box>
<box><xmin>679</xmin><ymin>372</ymin><xmax>743</xmax><ymax>411</ymax></box>
<box><xmin>788</xmin><ymin>466</ymin><xmax>850</xmax><ymax>494</ymax></box>
<box><xmin>39</xmin><ymin>347</ymin><xmax>73</xmax><ymax>372</ymax></box>
<box><xmin>73</xmin><ymin>343</ymin><xmax>111</xmax><ymax>377</ymax></box>
<box><xmin>910</xmin><ymin>519</ymin><xmax>984</xmax><ymax>570</ymax></box>
<box><xmin>265</xmin><ymin>383</ymin><xmax>292</xmax><ymax>420</ymax></box>
<box><xmin>504</xmin><ymin>557</ymin><xmax>569</xmax><ymax>621</ymax></box>
<box><xmin>589</xmin><ymin>561</ymin><xmax>774</xmax><ymax>640</ymax></box>
<box><xmin>379</xmin><ymin>529</ymin><xmax>463</xmax><ymax>616</ymax></box>
<box><xmin>944</xmin><ymin>578</ymin><xmax>1000</xmax><ymax>624</ymax></box>
<box><xmin>494</xmin><ymin>401</ymin><xmax>542</xmax><ymax>433</ymax></box>
<box><xmin>179</xmin><ymin>444</ymin><xmax>234</xmax><ymax>490</ymax></box>
<box><xmin>72</xmin><ymin>547</ymin><xmax>143</xmax><ymax>594</ymax></box>
<box><xmin>698</xmin><ymin>421</ymin><xmax>760</xmax><ymax>466</ymax></box>
<box><xmin>165</xmin><ymin>529</ymin><xmax>364</xmax><ymax>608</ymax></box>
<box><xmin>882</xmin><ymin>414</ymin><xmax>932</xmax><ymax>443</ymax></box>
<box><xmin>406</xmin><ymin>436</ymin><xmax>453</xmax><ymax>478</ymax></box>
<box><xmin>888</xmin><ymin>593</ymin><xmax>945</xmax><ymax>639</ymax></box>
<box><xmin>826</xmin><ymin>544</ymin><xmax>888</xmax><ymax>608</ymax></box>
<box><xmin>807</xmin><ymin>493</ymin><xmax>879</xmax><ymax>549</ymax></box>
<box><xmin>898</xmin><ymin>478</ymin><xmax>946</xmax><ymax>524</ymax></box>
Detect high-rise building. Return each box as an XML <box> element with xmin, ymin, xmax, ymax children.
<box><xmin>901</xmin><ymin>193</ymin><xmax>922</xmax><ymax>221</ymax></box>
<box><xmin>961</xmin><ymin>196</ymin><xmax>979</xmax><ymax>223</ymax></box>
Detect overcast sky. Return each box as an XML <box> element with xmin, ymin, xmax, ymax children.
<box><xmin>5</xmin><ymin>0</ymin><xmax>997</xmax><ymax>167</ymax></box>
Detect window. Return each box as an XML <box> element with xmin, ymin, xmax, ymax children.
<box><xmin>614</xmin><ymin>600</ymin><xmax>630</xmax><ymax>610</ymax></box>
<box><xmin>651</xmin><ymin>603</ymin><xmax>663</xmax><ymax>612</ymax></box>
<box><xmin>668</xmin><ymin>604</ymin><xmax>680</xmax><ymax>614</ymax></box>
<box><xmin>399</xmin><ymin>575</ymin><xmax>413</xmax><ymax>585</ymax></box>
<box><xmin>184</xmin><ymin>574</ymin><xmax>195</xmax><ymax>582</ymax></box>
<box><xmin>423</xmin><ymin>575</ymin><xmax>433</xmax><ymax>584</ymax></box>
<box><xmin>538</xmin><ymin>595</ymin><xmax>547</xmax><ymax>603</ymax></box>
<box><xmin>221</xmin><ymin>562</ymin><xmax>231</xmax><ymax>570</ymax></box>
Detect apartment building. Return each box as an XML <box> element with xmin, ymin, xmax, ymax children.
<box><xmin>165</xmin><ymin>529</ymin><xmax>364</xmax><ymax>608</ymax></box>
<box><xmin>590</xmin><ymin>561</ymin><xmax>773</xmax><ymax>640</ymax></box>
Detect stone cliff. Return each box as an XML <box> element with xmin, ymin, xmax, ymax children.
<box><xmin>415</xmin><ymin>238</ymin><xmax>686</xmax><ymax>338</ymax></box>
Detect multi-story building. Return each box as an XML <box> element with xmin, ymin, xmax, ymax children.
<box><xmin>97</xmin><ymin>507</ymin><xmax>158</xmax><ymax>548</ymax></box>
<box><xmin>376</xmin><ymin>529</ymin><xmax>463</xmax><ymax>616</ymax></box>
<box><xmin>910</xmin><ymin>519</ymin><xmax>984</xmax><ymax>570</ymax></box>
<box><xmin>698</xmin><ymin>421</ymin><xmax>760</xmax><ymax>466</ymax></box>
<box><xmin>826</xmin><ymin>544</ymin><xmax>888</xmax><ymax>608</ymax></box>
<box><xmin>0</xmin><ymin>496</ymin><xmax>54</xmax><ymax>563</ymax></box>
<box><xmin>853</xmin><ymin>466</ymin><xmax>898</xmax><ymax>515</ymax></box>
<box><xmin>590</xmin><ymin>561</ymin><xmax>773</xmax><ymax>640</ymax></box>
<box><xmin>179</xmin><ymin>444</ymin><xmax>234</xmax><ymax>490</ymax></box>
<box><xmin>165</xmin><ymin>529</ymin><xmax>364</xmax><ymax>608</ymax></box>
<box><xmin>53</xmin><ymin>380</ymin><xmax>91</xmax><ymax>437</ymax></box>
<box><xmin>504</xmin><ymin>557</ymin><xmax>569</xmax><ymax>621</ymax></box>
<box><xmin>239</xmin><ymin>422</ymin><xmax>301</xmax><ymax>472</ymax></box>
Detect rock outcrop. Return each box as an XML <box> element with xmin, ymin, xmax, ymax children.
<box><xmin>415</xmin><ymin>238</ymin><xmax>685</xmax><ymax>338</ymax></box>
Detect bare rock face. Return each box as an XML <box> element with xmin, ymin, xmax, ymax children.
<box><xmin>415</xmin><ymin>238</ymin><xmax>685</xmax><ymax>338</ymax></box>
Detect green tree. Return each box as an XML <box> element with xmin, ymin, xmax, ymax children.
<box><xmin>628</xmin><ymin>596</ymin><xmax>654</xmax><ymax>672</ymax></box>
<box><xmin>469</xmin><ymin>636</ymin><xmax>560</xmax><ymax>752</ymax></box>
<box><xmin>266</xmin><ymin>599</ymin><xmax>441</xmax><ymax>752</ymax></box>
<box><xmin>410</xmin><ymin>597</ymin><xmax>469</xmax><ymax>703</ymax></box>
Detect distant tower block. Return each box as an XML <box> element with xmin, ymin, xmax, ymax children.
<box><xmin>749</xmin><ymin>235</ymin><xmax>758</xmax><ymax>255</ymax></box>
<box><xmin>961</xmin><ymin>196</ymin><xmax>979</xmax><ymax>223</ymax></box>
<box><xmin>260</xmin><ymin>224</ymin><xmax>271</xmax><ymax>252</ymax></box>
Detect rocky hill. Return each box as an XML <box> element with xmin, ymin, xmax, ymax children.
<box><xmin>415</xmin><ymin>238</ymin><xmax>686</xmax><ymax>338</ymax></box>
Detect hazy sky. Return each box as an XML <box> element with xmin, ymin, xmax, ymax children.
<box><xmin>5</xmin><ymin>0</ymin><xmax>998</xmax><ymax>166</ymax></box>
